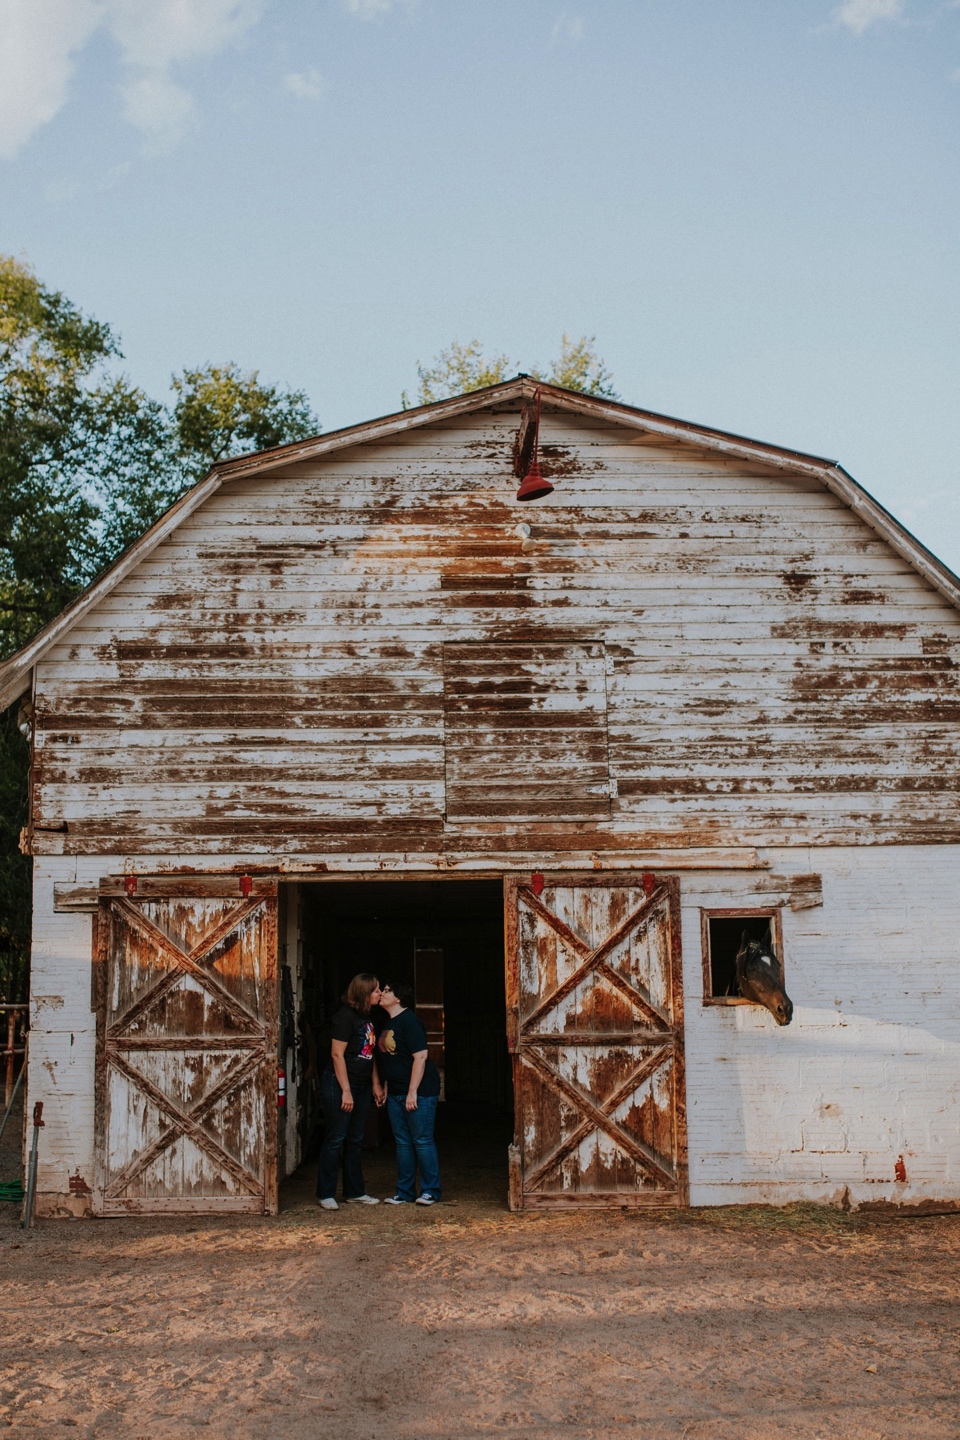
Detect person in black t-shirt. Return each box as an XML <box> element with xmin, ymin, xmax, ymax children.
<box><xmin>378</xmin><ymin>983</ymin><xmax>442</xmax><ymax>1205</ymax></box>
<box><xmin>316</xmin><ymin>973</ymin><xmax>385</xmax><ymax>1209</ymax></box>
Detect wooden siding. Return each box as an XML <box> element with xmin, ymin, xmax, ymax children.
<box><xmin>443</xmin><ymin>641</ymin><xmax>611</xmax><ymax>819</ymax></box>
<box><xmin>28</xmin><ymin>403</ymin><xmax>960</xmax><ymax>855</ymax></box>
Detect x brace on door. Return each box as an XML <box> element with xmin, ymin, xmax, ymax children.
<box><xmin>518</xmin><ymin>881</ymin><xmax>682</xmax><ymax>1198</ymax></box>
<box><xmin>100</xmin><ymin>898</ymin><xmax>269</xmax><ymax>1204</ymax></box>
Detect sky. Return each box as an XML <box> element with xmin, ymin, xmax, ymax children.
<box><xmin>1</xmin><ymin>0</ymin><xmax>959</xmax><ymax>570</ymax></box>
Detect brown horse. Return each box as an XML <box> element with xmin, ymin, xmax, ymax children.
<box><xmin>735</xmin><ymin>930</ymin><xmax>793</xmax><ymax>1026</ymax></box>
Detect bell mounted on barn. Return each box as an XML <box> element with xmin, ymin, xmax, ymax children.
<box><xmin>512</xmin><ymin>387</ymin><xmax>554</xmax><ymax>502</ymax></box>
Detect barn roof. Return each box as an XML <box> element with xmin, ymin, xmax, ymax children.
<box><xmin>1</xmin><ymin>375</ymin><xmax>958</xmax><ymax>713</ymax></box>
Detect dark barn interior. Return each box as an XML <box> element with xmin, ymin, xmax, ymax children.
<box><xmin>708</xmin><ymin>913</ymin><xmax>778</xmax><ymax>998</ymax></box>
<box><xmin>291</xmin><ymin>879</ymin><xmax>513</xmax><ymax>1201</ymax></box>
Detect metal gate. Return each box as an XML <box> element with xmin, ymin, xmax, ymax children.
<box><xmin>94</xmin><ymin>878</ymin><xmax>277</xmax><ymax>1215</ymax></box>
<box><xmin>506</xmin><ymin>875</ymin><xmax>687</xmax><ymax>1209</ymax></box>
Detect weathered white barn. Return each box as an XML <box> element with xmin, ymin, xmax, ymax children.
<box><xmin>2</xmin><ymin>378</ymin><xmax>958</xmax><ymax>1218</ymax></box>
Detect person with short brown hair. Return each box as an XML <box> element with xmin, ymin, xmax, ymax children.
<box><xmin>316</xmin><ymin>973</ymin><xmax>385</xmax><ymax>1210</ymax></box>
<box><xmin>378</xmin><ymin>982</ymin><xmax>442</xmax><ymax>1206</ymax></box>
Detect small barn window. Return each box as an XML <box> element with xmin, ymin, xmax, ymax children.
<box><xmin>701</xmin><ymin>908</ymin><xmax>783</xmax><ymax>1004</ymax></box>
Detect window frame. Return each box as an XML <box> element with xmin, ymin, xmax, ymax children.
<box><xmin>700</xmin><ymin>906</ymin><xmax>784</xmax><ymax>1007</ymax></box>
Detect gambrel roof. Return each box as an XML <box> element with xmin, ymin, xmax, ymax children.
<box><xmin>2</xmin><ymin>375</ymin><xmax>958</xmax><ymax>713</ymax></box>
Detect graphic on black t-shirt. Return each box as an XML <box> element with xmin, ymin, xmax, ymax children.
<box><xmin>377</xmin><ymin>1008</ymin><xmax>441</xmax><ymax>1097</ymax></box>
<box><xmin>326</xmin><ymin>1005</ymin><xmax>376</xmax><ymax>1086</ymax></box>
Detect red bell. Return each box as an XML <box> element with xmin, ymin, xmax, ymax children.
<box><xmin>516</xmin><ymin>458</ymin><xmax>554</xmax><ymax>502</ymax></box>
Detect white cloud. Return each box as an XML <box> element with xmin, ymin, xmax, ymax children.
<box><xmin>120</xmin><ymin>71</ymin><xmax>196</xmax><ymax>153</ymax></box>
<box><xmin>106</xmin><ymin>0</ymin><xmax>266</xmax><ymax>70</ymax></box>
<box><xmin>44</xmin><ymin>176</ymin><xmax>81</xmax><ymax>205</ymax></box>
<box><xmin>834</xmin><ymin>0</ymin><xmax>904</xmax><ymax>35</ymax></box>
<box><xmin>0</xmin><ymin>0</ymin><xmax>267</xmax><ymax>159</ymax></box>
<box><xmin>0</xmin><ymin>0</ymin><xmax>103</xmax><ymax>160</ymax></box>
<box><xmin>551</xmin><ymin>13</ymin><xmax>585</xmax><ymax>46</ymax></box>
<box><xmin>284</xmin><ymin>67</ymin><xmax>324</xmax><ymax>101</ymax></box>
<box><xmin>108</xmin><ymin>0</ymin><xmax>267</xmax><ymax>152</ymax></box>
<box><xmin>101</xmin><ymin>159</ymin><xmax>132</xmax><ymax>188</ymax></box>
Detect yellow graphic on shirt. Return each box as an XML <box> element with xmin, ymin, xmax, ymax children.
<box><xmin>378</xmin><ymin>1028</ymin><xmax>396</xmax><ymax>1055</ymax></box>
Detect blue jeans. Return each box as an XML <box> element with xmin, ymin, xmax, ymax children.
<box><xmin>317</xmin><ymin>1070</ymin><xmax>373</xmax><ymax>1200</ymax></box>
<box><xmin>387</xmin><ymin>1094</ymin><xmax>441</xmax><ymax>1201</ymax></box>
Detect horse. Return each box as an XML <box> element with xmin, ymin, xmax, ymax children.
<box><xmin>735</xmin><ymin>930</ymin><xmax>793</xmax><ymax>1026</ymax></box>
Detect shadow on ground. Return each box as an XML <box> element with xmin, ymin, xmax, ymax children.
<box><xmin>2</xmin><ymin>1093</ymin><xmax>959</xmax><ymax>1440</ymax></box>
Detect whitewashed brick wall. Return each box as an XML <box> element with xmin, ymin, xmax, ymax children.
<box><xmin>684</xmin><ymin>846</ymin><xmax>960</xmax><ymax>1207</ymax></box>
<box><xmin>26</xmin><ymin>856</ymin><xmax>95</xmax><ymax>1211</ymax></box>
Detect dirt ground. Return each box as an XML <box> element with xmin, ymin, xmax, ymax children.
<box><xmin>1</xmin><ymin>1098</ymin><xmax>959</xmax><ymax>1440</ymax></box>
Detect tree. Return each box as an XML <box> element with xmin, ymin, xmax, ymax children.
<box><xmin>2</xmin><ymin>255</ymin><xmax>121</xmax><ymax>653</ymax></box>
<box><xmin>0</xmin><ymin>254</ymin><xmax>121</xmax><ymax>1001</ymax></box>
<box><xmin>404</xmin><ymin>333</ymin><xmax>617</xmax><ymax>406</ymax></box>
<box><xmin>538</xmin><ymin>333</ymin><xmax>618</xmax><ymax>399</ymax></box>
<box><xmin>404</xmin><ymin>340</ymin><xmax>513</xmax><ymax>408</ymax></box>
<box><xmin>0</xmin><ymin>254</ymin><xmax>322</xmax><ymax>1002</ymax></box>
<box><xmin>0</xmin><ymin>259</ymin><xmax>323</xmax><ymax>657</ymax></box>
<box><xmin>171</xmin><ymin>362</ymin><xmax>318</xmax><ymax>482</ymax></box>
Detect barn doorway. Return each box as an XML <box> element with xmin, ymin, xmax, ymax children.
<box><xmin>286</xmin><ymin>879</ymin><xmax>512</xmax><ymax>1205</ymax></box>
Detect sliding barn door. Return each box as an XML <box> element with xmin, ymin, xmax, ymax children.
<box><xmin>506</xmin><ymin>876</ymin><xmax>687</xmax><ymax>1209</ymax></box>
<box><xmin>94</xmin><ymin>880</ymin><xmax>278</xmax><ymax>1215</ymax></box>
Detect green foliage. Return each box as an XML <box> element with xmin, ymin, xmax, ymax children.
<box><xmin>404</xmin><ymin>333</ymin><xmax>617</xmax><ymax>407</ymax></box>
<box><xmin>1</xmin><ymin>255</ymin><xmax>120</xmax><ymax>654</ymax></box>
<box><xmin>537</xmin><ymin>333</ymin><xmax>618</xmax><ymax>399</ymax></box>
<box><xmin>171</xmin><ymin>362</ymin><xmax>318</xmax><ymax>481</ymax></box>
<box><xmin>0</xmin><ymin>259</ymin><xmax>323</xmax><ymax>658</ymax></box>
<box><xmin>0</xmin><ymin>255</ymin><xmax>322</xmax><ymax>1003</ymax></box>
<box><xmin>405</xmin><ymin>339</ymin><xmax>513</xmax><ymax>408</ymax></box>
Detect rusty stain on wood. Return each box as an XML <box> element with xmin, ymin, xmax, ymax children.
<box><xmin>506</xmin><ymin>875</ymin><xmax>687</xmax><ymax>1209</ymax></box>
<box><xmin>7</xmin><ymin>401</ymin><xmax>956</xmax><ymax>858</ymax></box>
<box><xmin>94</xmin><ymin>886</ymin><xmax>277</xmax><ymax>1217</ymax></box>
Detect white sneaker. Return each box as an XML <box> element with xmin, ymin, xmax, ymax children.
<box><xmin>344</xmin><ymin>1194</ymin><xmax>380</xmax><ymax>1205</ymax></box>
<box><xmin>415</xmin><ymin>1194</ymin><xmax>437</xmax><ymax>1206</ymax></box>
<box><xmin>317</xmin><ymin>1197</ymin><xmax>339</xmax><ymax>1210</ymax></box>
<box><xmin>384</xmin><ymin>1195</ymin><xmax>412</xmax><ymax>1205</ymax></box>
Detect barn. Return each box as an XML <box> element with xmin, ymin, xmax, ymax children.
<box><xmin>2</xmin><ymin>377</ymin><xmax>958</xmax><ymax>1219</ymax></box>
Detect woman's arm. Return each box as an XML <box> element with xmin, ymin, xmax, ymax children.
<box><xmin>406</xmin><ymin>1050</ymin><xmax>428</xmax><ymax>1111</ymax></box>
<box><xmin>331</xmin><ymin>1040</ymin><xmax>353</xmax><ymax>1111</ymax></box>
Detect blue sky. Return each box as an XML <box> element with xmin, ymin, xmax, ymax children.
<box><xmin>2</xmin><ymin>0</ymin><xmax>959</xmax><ymax>569</ymax></box>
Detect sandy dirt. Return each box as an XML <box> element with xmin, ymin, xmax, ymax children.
<box><xmin>1</xmin><ymin>1105</ymin><xmax>958</xmax><ymax>1440</ymax></box>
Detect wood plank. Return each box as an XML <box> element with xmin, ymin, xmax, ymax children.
<box><xmin>94</xmin><ymin>894</ymin><xmax>276</xmax><ymax>1217</ymax></box>
<box><xmin>54</xmin><ymin>885</ymin><xmax>98</xmax><ymax>913</ymax></box>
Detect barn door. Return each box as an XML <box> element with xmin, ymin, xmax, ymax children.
<box><xmin>506</xmin><ymin>875</ymin><xmax>687</xmax><ymax>1209</ymax></box>
<box><xmin>94</xmin><ymin>879</ymin><xmax>278</xmax><ymax>1215</ymax></box>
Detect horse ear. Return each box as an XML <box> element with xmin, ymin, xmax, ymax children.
<box><xmin>739</xmin><ymin>929</ymin><xmax>750</xmax><ymax>948</ymax></box>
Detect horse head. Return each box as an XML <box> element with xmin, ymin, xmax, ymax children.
<box><xmin>735</xmin><ymin>930</ymin><xmax>793</xmax><ymax>1026</ymax></box>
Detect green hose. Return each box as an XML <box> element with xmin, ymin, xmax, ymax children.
<box><xmin>0</xmin><ymin>1180</ymin><xmax>24</xmax><ymax>1202</ymax></box>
